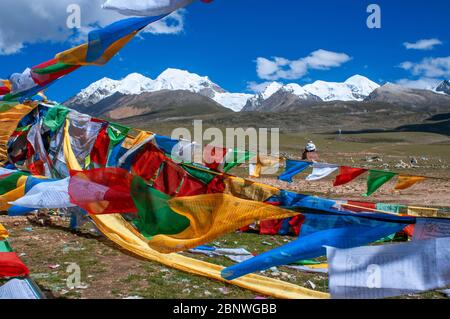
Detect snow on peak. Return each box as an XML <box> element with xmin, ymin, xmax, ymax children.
<box><xmin>68</xmin><ymin>68</ymin><xmax>252</xmax><ymax>111</ymax></box>
<box><xmin>344</xmin><ymin>74</ymin><xmax>380</xmax><ymax>96</ymax></box>
<box><xmin>68</xmin><ymin>71</ymin><xmax>380</xmax><ymax>112</ymax></box>
<box><xmin>244</xmin><ymin>75</ymin><xmax>379</xmax><ymax>110</ymax></box>
<box><xmin>303</xmin><ymin>76</ymin><xmax>379</xmax><ymax>101</ymax></box>
<box><xmin>261</xmin><ymin>82</ymin><xmax>284</xmax><ymax>99</ymax></box>
<box><xmin>282</xmin><ymin>83</ymin><xmax>309</xmax><ymax>97</ymax></box>
<box><xmin>213</xmin><ymin>92</ymin><xmax>253</xmax><ymax>112</ymax></box>
<box><xmin>116</xmin><ymin>73</ymin><xmax>154</xmax><ymax>95</ymax></box>
<box><xmin>152</xmin><ymin>68</ymin><xmax>221</xmax><ymax>93</ymax></box>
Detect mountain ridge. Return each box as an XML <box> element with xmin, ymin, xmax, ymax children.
<box><xmin>65</xmin><ymin>69</ymin><xmax>383</xmax><ymax>112</ymax></box>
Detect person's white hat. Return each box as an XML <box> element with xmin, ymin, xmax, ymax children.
<box><xmin>306</xmin><ymin>142</ymin><xmax>316</xmax><ymax>152</ymax></box>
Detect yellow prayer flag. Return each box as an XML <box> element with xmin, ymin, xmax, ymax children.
<box><xmin>223</xmin><ymin>176</ymin><xmax>279</xmax><ymax>202</ymax></box>
<box><xmin>0</xmin><ymin>175</ymin><xmax>28</xmax><ymax>211</ymax></box>
<box><xmin>394</xmin><ymin>175</ymin><xmax>426</xmax><ymax>190</ymax></box>
<box><xmin>148</xmin><ymin>193</ymin><xmax>297</xmax><ymax>253</ymax></box>
<box><xmin>56</xmin><ymin>32</ymin><xmax>137</xmax><ymax>66</ymax></box>
<box><xmin>0</xmin><ymin>223</ymin><xmax>9</xmax><ymax>240</ymax></box>
<box><xmin>250</xmin><ymin>154</ymin><xmax>280</xmax><ymax>178</ymax></box>
<box><xmin>0</xmin><ymin>103</ymin><xmax>36</xmax><ymax>164</ymax></box>
<box><xmin>406</xmin><ymin>206</ymin><xmax>439</xmax><ymax>218</ymax></box>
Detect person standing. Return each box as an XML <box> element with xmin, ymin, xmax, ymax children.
<box><xmin>302</xmin><ymin>141</ymin><xmax>319</xmax><ymax>162</ymax></box>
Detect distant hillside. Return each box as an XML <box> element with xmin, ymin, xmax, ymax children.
<box><xmin>71</xmin><ymin>90</ymin><xmax>232</xmax><ymax>122</ymax></box>
<box><xmin>63</xmin><ymin>74</ymin><xmax>450</xmax><ymax>136</ymax></box>
<box><xmin>365</xmin><ymin>83</ymin><xmax>450</xmax><ymax>107</ymax></box>
<box><xmin>110</xmin><ymin>100</ymin><xmax>450</xmax><ymax>136</ymax></box>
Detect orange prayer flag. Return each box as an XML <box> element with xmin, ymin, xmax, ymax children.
<box><xmin>394</xmin><ymin>175</ymin><xmax>425</xmax><ymax>190</ymax></box>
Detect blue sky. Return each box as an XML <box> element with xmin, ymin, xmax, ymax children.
<box><xmin>0</xmin><ymin>0</ymin><xmax>449</xmax><ymax>101</ymax></box>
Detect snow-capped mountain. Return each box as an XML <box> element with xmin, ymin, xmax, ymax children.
<box><xmin>66</xmin><ymin>70</ymin><xmax>381</xmax><ymax>113</ymax></box>
<box><xmin>242</xmin><ymin>75</ymin><xmax>379</xmax><ymax>111</ymax></box>
<box><xmin>65</xmin><ymin>73</ymin><xmax>155</xmax><ymax>108</ymax></box>
<box><xmin>66</xmin><ymin>68</ymin><xmax>252</xmax><ymax>112</ymax></box>
<box><xmin>244</xmin><ymin>82</ymin><xmax>284</xmax><ymax>111</ymax></box>
<box><xmin>303</xmin><ymin>75</ymin><xmax>380</xmax><ymax>102</ymax></box>
<box><xmin>435</xmin><ymin>80</ymin><xmax>450</xmax><ymax>95</ymax></box>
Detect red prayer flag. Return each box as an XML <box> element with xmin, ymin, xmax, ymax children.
<box><xmin>203</xmin><ymin>145</ymin><xmax>227</xmax><ymax>171</ymax></box>
<box><xmin>343</xmin><ymin>200</ymin><xmax>376</xmax><ymax>213</ymax></box>
<box><xmin>259</xmin><ymin>219</ymin><xmax>284</xmax><ymax>235</ymax></box>
<box><xmin>333</xmin><ymin>166</ymin><xmax>368</xmax><ymax>186</ymax></box>
<box><xmin>131</xmin><ymin>143</ymin><xmax>166</xmax><ymax>181</ymax></box>
<box><xmin>206</xmin><ymin>175</ymin><xmax>226</xmax><ymax>194</ymax></box>
<box><xmin>177</xmin><ymin>176</ymin><xmax>208</xmax><ymax>197</ymax></box>
<box><xmin>69</xmin><ymin>168</ymin><xmax>137</xmax><ymax>215</ymax></box>
<box><xmin>90</xmin><ymin>125</ymin><xmax>110</xmax><ymax>166</ymax></box>
<box><xmin>153</xmin><ymin>161</ymin><xmax>185</xmax><ymax>196</ymax></box>
<box><xmin>31</xmin><ymin>58</ymin><xmax>80</xmax><ymax>87</ymax></box>
<box><xmin>0</xmin><ymin>252</ymin><xmax>30</xmax><ymax>278</ymax></box>
<box><xmin>288</xmin><ymin>214</ymin><xmax>305</xmax><ymax>236</ymax></box>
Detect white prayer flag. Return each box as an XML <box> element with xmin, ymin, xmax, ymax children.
<box><xmin>326</xmin><ymin>237</ymin><xmax>450</xmax><ymax>299</ymax></box>
<box><xmin>306</xmin><ymin>163</ymin><xmax>339</xmax><ymax>181</ymax></box>
<box><xmin>0</xmin><ymin>279</ymin><xmax>40</xmax><ymax>299</ymax></box>
<box><xmin>0</xmin><ymin>168</ymin><xmax>16</xmax><ymax>176</ymax></box>
<box><xmin>10</xmin><ymin>178</ymin><xmax>76</xmax><ymax>209</ymax></box>
<box><xmin>102</xmin><ymin>0</ymin><xmax>194</xmax><ymax>16</ymax></box>
<box><xmin>413</xmin><ymin>218</ymin><xmax>450</xmax><ymax>240</ymax></box>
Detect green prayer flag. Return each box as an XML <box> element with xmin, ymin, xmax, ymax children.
<box><xmin>0</xmin><ymin>172</ymin><xmax>29</xmax><ymax>195</ymax></box>
<box><xmin>43</xmin><ymin>105</ymin><xmax>70</xmax><ymax>132</ymax></box>
<box><xmin>0</xmin><ymin>101</ymin><xmax>19</xmax><ymax>113</ymax></box>
<box><xmin>292</xmin><ymin>259</ymin><xmax>322</xmax><ymax>266</ymax></box>
<box><xmin>107</xmin><ymin>123</ymin><xmax>131</xmax><ymax>146</ymax></box>
<box><xmin>364</xmin><ymin>170</ymin><xmax>397</xmax><ymax>197</ymax></box>
<box><xmin>33</xmin><ymin>63</ymin><xmax>73</xmax><ymax>75</ymax></box>
<box><xmin>181</xmin><ymin>164</ymin><xmax>217</xmax><ymax>184</ymax></box>
<box><xmin>222</xmin><ymin>149</ymin><xmax>255</xmax><ymax>173</ymax></box>
<box><xmin>130</xmin><ymin>176</ymin><xmax>190</xmax><ymax>239</ymax></box>
<box><xmin>0</xmin><ymin>241</ymin><xmax>13</xmax><ymax>253</ymax></box>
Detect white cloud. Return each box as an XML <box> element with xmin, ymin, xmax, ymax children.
<box><xmin>256</xmin><ymin>49</ymin><xmax>351</xmax><ymax>81</ymax></box>
<box><xmin>144</xmin><ymin>9</ymin><xmax>186</xmax><ymax>35</ymax></box>
<box><xmin>399</xmin><ymin>56</ymin><xmax>450</xmax><ymax>78</ymax></box>
<box><xmin>0</xmin><ymin>0</ymin><xmax>186</xmax><ymax>56</ymax></box>
<box><xmin>403</xmin><ymin>38</ymin><xmax>442</xmax><ymax>50</ymax></box>
<box><xmin>396</xmin><ymin>78</ymin><xmax>441</xmax><ymax>90</ymax></box>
